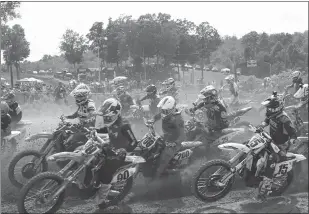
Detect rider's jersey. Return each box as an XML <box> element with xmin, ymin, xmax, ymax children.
<box><xmin>67</xmin><ymin>99</ymin><xmax>96</xmax><ymax>126</ymax></box>
<box><xmin>8</xmin><ymin>101</ymin><xmax>22</xmax><ymax>124</ymax></box>
<box><xmin>117</xmin><ymin>92</ymin><xmax>134</xmax><ymax>114</ymax></box>
<box><xmin>264</xmin><ymin>112</ymin><xmax>297</xmax><ymax>145</ymax></box>
<box><xmin>140</xmin><ymin>94</ymin><xmax>160</xmax><ymax>114</ymax></box>
<box><xmin>55</xmin><ymin>86</ymin><xmax>66</xmax><ymax>98</ymax></box>
<box><xmin>153</xmin><ymin>109</ymin><xmax>185</xmax><ymax>143</ymax></box>
<box><xmin>229</xmin><ymin>82</ymin><xmax>239</xmax><ymax>97</ymax></box>
<box><xmin>291</xmin><ymin>77</ymin><xmax>303</xmax><ymax>93</ymax></box>
<box><xmin>1</xmin><ymin>114</ymin><xmax>11</xmax><ymax>134</ymax></box>
<box><xmin>194</xmin><ymin>99</ymin><xmax>229</xmax><ymax>131</ymax></box>
<box><xmin>96</xmin><ymin>117</ymin><xmax>138</xmax><ymax>152</ymax></box>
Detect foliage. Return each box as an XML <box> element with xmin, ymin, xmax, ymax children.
<box><xmin>2</xmin><ymin>24</ymin><xmax>30</xmax><ymax>79</ymax></box>
<box><xmin>0</xmin><ymin>1</ymin><xmax>20</xmax><ymax>24</ymax></box>
<box><xmin>59</xmin><ymin>29</ymin><xmax>88</xmax><ymax>68</ymax></box>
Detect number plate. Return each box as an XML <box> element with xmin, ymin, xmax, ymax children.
<box><xmin>173</xmin><ymin>149</ymin><xmax>192</xmax><ymax>161</ymax></box>
<box><xmin>111</xmin><ymin>166</ymin><xmax>137</xmax><ymax>184</ymax></box>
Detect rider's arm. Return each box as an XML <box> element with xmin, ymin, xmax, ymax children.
<box><xmin>192</xmin><ymin>101</ymin><xmax>205</xmax><ymax>112</ymax></box>
<box><xmin>260</xmin><ymin>118</ymin><xmax>270</xmax><ymax>128</ymax></box>
<box><xmin>87</xmin><ymin>100</ymin><xmax>96</xmax><ymax>116</ymax></box>
<box><xmin>175</xmin><ymin>115</ymin><xmax>185</xmax><ymax>143</ymax></box>
<box><xmin>127</xmin><ymin>95</ymin><xmax>135</xmax><ymax>106</ymax></box>
<box><xmin>66</xmin><ymin>109</ymin><xmax>79</xmax><ymax>119</ymax></box>
<box><xmin>152</xmin><ymin>113</ymin><xmax>161</xmax><ymax>122</ymax></box>
<box><xmin>285</xmin><ymin>83</ymin><xmax>294</xmax><ymax>90</ymax></box>
<box><xmin>139</xmin><ymin>94</ymin><xmax>148</xmax><ymax>102</ymax></box>
<box><xmin>282</xmin><ymin>117</ymin><xmax>298</xmax><ymax>141</ymax></box>
<box><xmin>121</xmin><ymin>123</ymin><xmax>139</xmax><ymax>152</ymax></box>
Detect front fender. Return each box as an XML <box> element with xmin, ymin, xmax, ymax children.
<box><xmin>25</xmin><ymin>132</ymin><xmax>53</xmax><ymax>141</ymax></box>
<box><xmin>47</xmin><ymin>151</ymin><xmax>84</xmax><ymax>162</ymax></box>
<box><xmin>218</xmin><ymin>142</ymin><xmax>250</xmax><ymax>153</ymax></box>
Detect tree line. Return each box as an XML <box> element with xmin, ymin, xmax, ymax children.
<box><xmin>1</xmin><ymin>3</ymin><xmax>308</xmax><ymax>81</ymax></box>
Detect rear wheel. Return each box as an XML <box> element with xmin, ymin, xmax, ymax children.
<box><xmin>191</xmin><ymin>159</ymin><xmax>235</xmax><ymax>202</ymax></box>
<box><xmin>8</xmin><ymin>150</ymin><xmax>48</xmax><ymax>189</ymax></box>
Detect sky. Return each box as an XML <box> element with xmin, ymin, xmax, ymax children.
<box><xmin>4</xmin><ymin>1</ymin><xmax>309</xmax><ymax>62</ymax></box>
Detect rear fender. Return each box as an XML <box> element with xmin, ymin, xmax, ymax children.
<box><xmin>286</xmin><ymin>152</ymin><xmax>307</xmax><ymax>162</ymax></box>
<box><xmin>218</xmin><ymin>142</ymin><xmax>250</xmax><ymax>153</ymax></box>
<box><xmin>212</xmin><ymin>128</ymin><xmax>245</xmax><ymax>147</ymax></box>
<box><xmin>235</xmin><ymin>106</ymin><xmax>253</xmax><ymax>117</ymax></box>
<box><xmin>25</xmin><ymin>132</ymin><xmax>53</xmax><ymax>141</ymax></box>
<box><xmin>181</xmin><ymin>141</ymin><xmax>203</xmax><ymax>149</ymax></box>
<box><xmin>124</xmin><ymin>155</ymin><xmax>146</xmax><ymax>164</ymax></box>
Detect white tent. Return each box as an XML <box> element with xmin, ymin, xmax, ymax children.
<box><xmin>221</xmin><ymin>68</ymin><xmax>230</xmax><ymax>72</ymax></box>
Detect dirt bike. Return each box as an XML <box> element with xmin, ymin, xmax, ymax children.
<box><xmin>129</xmin><ymin>117</ymin><xmax>203</xmax><ymax>179</ymax></box>
<box><xmin>17</xmin><ymin>128</ymin><xmax>146</xmax><ymax>214</ymax></box>
<box><xmin>8</xmin><ymin>116</ymin><xmax>84</xmax><ymax>188</ymax></box>
<box><xmin>184</xmin><ymin>106</ymin><xmax>253</xmax><ymax>151</ymax></box>
<box><xmin>191</xmin><ymin>125</ymin><xmax>307</xmax><ymax>202</ymax></box>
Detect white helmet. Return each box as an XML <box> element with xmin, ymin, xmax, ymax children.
<box><xmin>70</xmin><ymin>83</ymin><xmax>91</xmax><ymax>105</ymax></box>
<box><xmin>225</xmin><ymin>74</ymin><xmax>234</xmax><ymax>82</ymax></box>
<box><xmin>294</xmin><ymin>84</ymin><xmax>308</xmax><ymax>100</ymax></box>
<box><xmin>166</xmin><ymin>78</ymin><xmax>175</xmax><ymax>90</ymax></box>
<box><xmin>291</xmin><ymin>71</ymin><xmax>301</xmax><ymax>82</ymax></box>
<box><xmin>157</xmin><ymin>96</ymin><xmax>176</xmax><ymax>118</ymax></box>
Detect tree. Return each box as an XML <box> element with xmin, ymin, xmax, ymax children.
<box><xmin>86</xmin><ymin>21</ymin><xmax>107</xmax><ymax>71</ymax></box>
<box><xmin>196</xmin><ymin>22</ymin><xmax>222</xmax><ymax>79</ymax></box>
<box><xmin>0</xmin><ymin>1</ymin><xmax>20</xmax><ymax>24</ymax></box>
<box><xmin>41</xmin><ymin>54</ymin><xmax>52</xmax><ymax>62</ymax></box>
<box><xmin>241</xmin><ymin>31</ymin><xmax>259</xmax><ymax>59</ymax></box>
<box><xmin>59</xmin><ymin>29</ymin><xmax>88</xmax><ymax>69</ymax></box>
<box><xmin>2</xmin><ymin>24</ymin><xmax>30</xmax><ymax>81</ymax></box>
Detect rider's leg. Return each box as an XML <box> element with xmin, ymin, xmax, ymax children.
<box><xmin>154</xmin><ymin>143</ymin><xmax>181</xmax><ymax>179</ymax></box>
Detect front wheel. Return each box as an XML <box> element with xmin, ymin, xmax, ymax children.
<box><xmin>8</xmin><ymin>150</ymin><xmax>48</xmax><ymax>189</ymax></box>
<box><xmin>17</xmin><ymin>172</ymin><xmax>66</xmax><ymax>214</ymax></box>
<box><xmin>191</xmin><ymin>159</ymin><xmax>235</xmax><ymax>202</ymax></box>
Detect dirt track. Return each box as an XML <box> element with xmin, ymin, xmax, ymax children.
<box><xmin>1</xmin><ymin>85</ymin><xmax>308</xmax><ymax>213</ymax></box>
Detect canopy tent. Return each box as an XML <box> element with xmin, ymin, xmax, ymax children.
<box><xmin>112</xmin><ymin>76</ymin><xmax>128</xmax><ymax>86</ymax></box>
<box><xmin>221</xmin><ymin>68</ymin><xmax>231</xmax><ymax>72</ymax></box>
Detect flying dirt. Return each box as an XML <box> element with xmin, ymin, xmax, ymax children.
<box><xmin>1</xmin><ymin>86</ymin><xmax>308</xmax><ymax>213</ymax></box>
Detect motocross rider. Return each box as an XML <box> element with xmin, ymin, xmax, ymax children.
<box><xmin>263</xmin><ymin>77</ymin><xmax>271</xmax><ymax>89</ymax></box>
<box><xmin>1</xmin><ymin>101</ymin><xmax>12</xmax><ymax>137</ymax></box>
<box><xmin>221</xmin><ymin>74</ymin><xmax>239</xmax><ymax>105</ymax></box>
<box><xmin>64</xmin><ymin>84</ymin><xmax>96</xmax><ymax>150</ymax></box>
<box><xmin>54</xmin><ymin>82</ymin><xmax>67</xmax><ymax>101</ymax></box>
<box><xmin>189</xmin><ymin>85</ymin><xmax>241</xmax><ymax>148</ymax></box>
<box><xmin>285</xmin><ymin>70</ymin><xmax>303</xmax><ymax>93</ymax></box>
<box><xmin>93</xmin><ymin>97</ymin><xmax>139</xmax><ymax>209</ymax></box>
<box><xmin>137</xmin><ymin>84</ymin><xmax>160</xmax><ymax>115</ymax></box>
<box><xmin>3</xmin><ymin>91</ymin><xmax>22</xmax><ymax>126</ymax></box>
<box><xmin>255</xmin><ymin>91</ymin><xmax>299</xmax><ymax>200</ymax></box>
<box><xmin>147</xmin><ymin>96</ymin><xmax>185</xmax><ymax>179</ymax></box>
<box><xmin>293</xmin><ymin>83</ymin><xmax>308</xmax><ymax>110</ymax></box>
<box><xmin>160</xmin><ymin>78</ymin><xmax>178</xmax><ymax>99</ymax></box>
<box><xmin>115</xmin><ymin>85</ymin><xmax>135</xmax><ymax>115</ymax></box>
<box><xmin>257</xmin><ymin>91</ymin><xmax>299</xmax><ymax>160</ymax></box>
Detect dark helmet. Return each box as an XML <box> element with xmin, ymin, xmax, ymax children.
<box><xmin>261</xmin><ymin>91</ymin><xmax>284</xmax><ymax>118</ymax></box>
<box><xmin>145</xmin><ymin>84</ymin><xmax>157</xmax><ymax>96</ymax></box>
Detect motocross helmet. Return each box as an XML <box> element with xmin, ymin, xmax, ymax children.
<box><xmin>291</xmin><ymin>70</ymin><xmax>301</xmax><ymax>83</ymax></box>
<box><xmin>116</xmin><ymin>86</ymin><xmax>125</xmax><ymax>97</ymax></box>
<box><xmin>71</xmin><ymin>83</ymin><xmax>91</xmax><ymax>105</ymax></box>
<box><xmin>166</xmin><ymin>78</ymin><xmax>175</xmax><ymax>91</ymax></box>
<box><xmin>200</xmin><ymin>85</ymin><xmax>218</xmax><ymax>105</ymax></box>
<box><xmin>294</xmin><ymin>83</ymin><xmax>308</xmax><ymax>102</ymax></box>
<box><xmin>261</xmin><ymin>91</ymin><xmax>284</xmax><ymax>118</ymax></box>
<box><xmin>145</xmin><ymin>84</ymin><xmax>157</xmax><ymax>96</ymax></box>
<box><xmin>225</xmin><ymin>74</ymin><xmax>234</xmax><ymax>83</ymax></box>
<box><xmin>157</xmin><ymin>96</ymin><xmax>176</xmax><ymax>118</ymax></box>
<box><xmin>98</xmin><ymin>98</ymin><xmax>122</xmax><ymax>127</ymax></box>
<box><xmin>1</xmin><ymin>101</ymin><xmax>9</xmax><ymax>117</ymax></box>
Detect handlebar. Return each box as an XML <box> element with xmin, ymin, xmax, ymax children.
<box><xmin>248</xmin><ymin>124</ymin><xmax>272</xmax><ymax>141</ymax></box>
